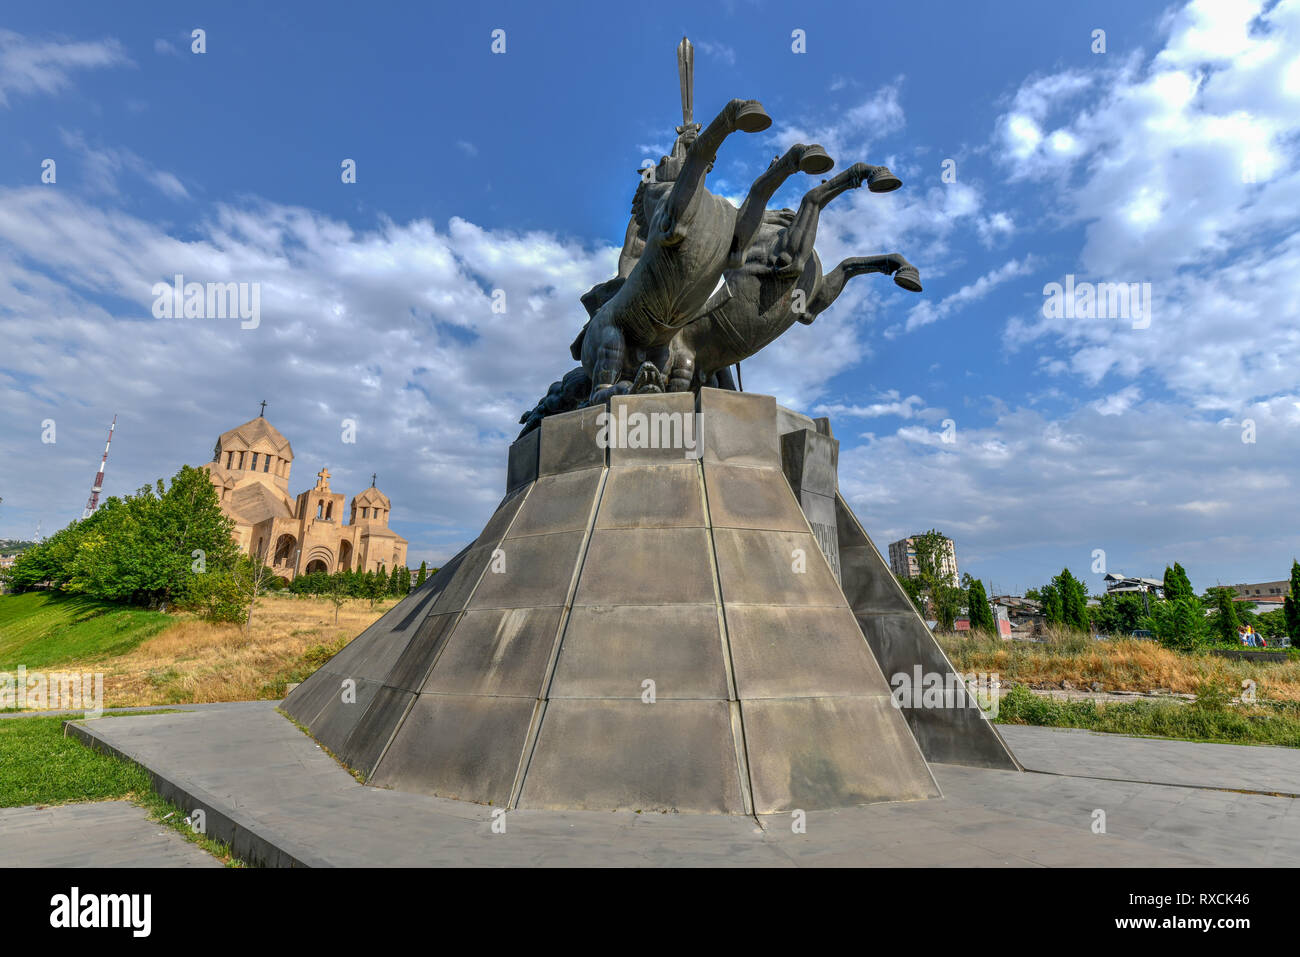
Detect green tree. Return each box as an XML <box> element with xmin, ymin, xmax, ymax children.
<box><xmin>1091</xmin><ymin>592</ymin><xmax>1144</xmax><ymax>636</ymax></box>
<box><xmin>6</xmin><ymin>465</ymin><xmax>236</xmax><ymax>608</ymax></box>
<box><xmin>965</xmin><ymin>577</ymin><xmax>995</xmax><ymax>632</ymax></box>
<box><xmin>1143</xmin><ymin>598</ymin><xmax>1207</xmax><ymax>651</ymax></box>
<box><xmin>389</xmin><ymin>564</ymin><xmax>407</xmax><ymax>597</ymax></box>
<box><xmin>1284</xmin><ymin>559</ymin><xmax>1300</xmax><ymax>647</ymax></box>
<box><xmin>7</xmin><ymin>511</ymin><xmax>100</xmax><ymax>592</ymax></box>
<box><xmin>1036</xmin><ymin>570</ymin><xmax>1088</xmax><ymax>631</ymax></box>
<box><xmin>932</xmin><ymin>584</ymin><xmax>963</xmax><ymax>631</ymax></box>
<box><xmin>326</xmin><ymin>573</ymin><xmax>350</xmax><ymax>624</ymax></box>
<box><xmin>899</xmin><ymin>576</ymin><xmax>925</xmax><ymax>616</ymax></box>
<box><xmin>186</xmin><ymin>566</ymin><xmax>245</xmax><ymax>623</ymax></box>
<box><xmin>1162</xmin><ymin>562</ymin><xmax>1195</xmax><ymax>602</ymax></box>
<box><xmin>1039</xmin><ymin>583</ymin><xmax>1063</xmax><ymax>625</ymax></box>
<box><xmin>146</xmin><ymin>465</ymin><xmax>239</xmax><ymax>607</ymax></box>
<box><xmin>911</xmin><ymin>531</ymin><xmax>951</xmax><ymax>589</ymax></box>
<box><xmin>232</xmin><ymin>553</ymin><xmax>277</xmax><ymax>628</ymax></box>
<box><xmin>1055</xmin><ymin>568</ymin><xmax>1089</xmax><ymax>631</ymax></box>
<box><xmin>363</xmin><ymin>570</ymin><xmax>387</xmax><ymax>609</ymax></box>
<box><xmin>1256</xmin><ymin>608</ymin><xmax>1287</xmax><ymax>643</ymax></box>
<box><xmin>1208</xmin><ymin>586</ymin><xmax>1241</xmax><ymax>644</ymax></box>
<box><xmin>416</xmin><ymin>561</ymin><xmax>428</xmax><ymax>587</ymax></box>
<box><xmin>909</xmin><ymin>530</ymin><xmax>960</xmax><ymax>630</ymax></box>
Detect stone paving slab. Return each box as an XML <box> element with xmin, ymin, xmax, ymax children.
<box><xmin>0</xmin><ymin>701</ymin><xmax>274</xmax><ymax>720</ymax></box>
<box><xmin>60</xmin><ymin>702</ymin><xmax>1300</xmax><ymax>867</ymax></box>
<box><xmin>0</xmin><ymin>801</ymin><xmax>223</xmax><ymax>867</ymax></box>
<box><xmin>998</xmin><ymin>724</ymin><xmax>1300</xmax><ymax>796</ymax></box>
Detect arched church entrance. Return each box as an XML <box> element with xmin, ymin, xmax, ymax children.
<box><xmin>273</xmin><ymin>534</ymin><xmax>297</xmax><ymax>569</ymax></box>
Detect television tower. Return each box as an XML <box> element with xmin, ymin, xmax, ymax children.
<box><xmin>82</xmin><ymin>415</ymin><xmax>117</xmax><ymax>519</ymax></box>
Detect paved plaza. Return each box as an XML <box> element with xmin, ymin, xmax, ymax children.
<box><xmin>1</xmin><ymin>800</ymin><xmax>222</xmax><ymax>868</ymax></box>
<box><xmin>2</xmin><ymin>702</ymin><xmax>1286</xmax><ymax>867</ymax></box>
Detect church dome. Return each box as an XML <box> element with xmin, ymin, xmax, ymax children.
<box><xmin>210</xmin><ymin>412</ymin><xmax>294</xmax><ymax>485</ymax></box>
<box><xmin>350</xmin><ymin>481</ymin><xmax>391</xmax><ymax>527</ymax></box>
<box><xmin>216</xmin><ymin>416</ymin><xmax>293</xmax><ymax>460</ymax></box>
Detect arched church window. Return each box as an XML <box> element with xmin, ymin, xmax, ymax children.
<box><xmin>316</xmin><ymin>502</ymin><xmax>323</xmax><ymax>519</ymax></box>
<box><xmin>263</xmin><ymin>456</ymin><xmax>271</xmax><ymax>472</ymax></box>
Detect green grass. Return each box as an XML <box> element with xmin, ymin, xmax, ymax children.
<box><xmin>0</xmin><ymin>592</ymin><xmax>173</xmax><ymax>670</ymax></box>
<box><xmin>0</xmin><ymin>710</ymin><xmax>243</xmax><ymax>865</ymax></box>
<box><xmin>996</xmin><ymin>683</ymin><xmax>1300</xmax><ymax>747</ymax></box>
<box><xmin>0</xmin><ymin>711</ymin><xmax>157</xmax><ymax>806</ymax></box>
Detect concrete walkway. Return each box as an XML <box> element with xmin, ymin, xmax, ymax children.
<box><xmin>999</xmin><ymin>724</ymin><xmax>1300</xmax><ymax>796</ymax></box>
<box><xmin>1</xmin><ymin>801</ymin><xmax>223</xmax><ymax>867</ymax></box>
<box><xmin>60</xmin><ymin>702</ymin><xmax>1300</xmax><ymax>867</ymax></box>
<box><xmin>0</xmin><ymin>702</ymin><xmax>254</xmax><ymax>720</ymax></box>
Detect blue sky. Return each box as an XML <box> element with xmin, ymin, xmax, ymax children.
<box><xmin>1</xmin><ymin>0</ymin><xmax>1297</xmax><ymax>596</ymax></box>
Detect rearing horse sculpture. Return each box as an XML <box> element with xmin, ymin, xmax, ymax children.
<box><xmin>664</xmin><ymin>161</ymin><xmax>920</xmax><ymax>392</ymax></box>
<box><xmin>578</xmin><ymin>97</ymin><xmax>835</xmax><ymax>402</ymax></box>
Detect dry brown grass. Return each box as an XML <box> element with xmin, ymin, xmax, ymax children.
<box><xmin>55</xmin><ymin>594</ymin><xmax>395</xmax><ymax>708</ymax></box>
<box><xmin>939</xmin><ymin>628</ymin><xmax>1300</xmax><ymax>702</ymax></box>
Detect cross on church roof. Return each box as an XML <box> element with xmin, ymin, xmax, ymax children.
<box><xmin>316</xmin><ymin>467</ymin><xmax>330</xmax><ymax>489</ymax></box>
<box><xmin>259</xmin><ymin>400</ymin><xmax>267</xmax><ymax>417</ymax></box>
<box><xmin>371</xmin><ymin>473</ymin><xmax>377</xmax><ymax>487</ymax></box>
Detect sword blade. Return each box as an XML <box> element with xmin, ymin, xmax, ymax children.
<box><xmin>677</xmin><ymin>36</ymin><xmax>694</xmax><ymax>128</ymax></box>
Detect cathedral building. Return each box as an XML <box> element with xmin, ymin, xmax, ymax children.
<box><xmin>200</xmin><ymin>411</ymin><xmax>407</xmax><ymax>580</ymax></box>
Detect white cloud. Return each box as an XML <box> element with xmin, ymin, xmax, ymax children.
<box><xmin>0</xmin><ymin>30</ymin><xmax>129</xmax><ymax>107</ymax></box>
<box><xmin>693</xmin><ymin>40</ymin><xmax>736</xmax><ymax>67</ymax></box>
<box><xmin>900</xmin><ymin>256</ymin><xmax>1035</xmax><ymax>334</ymax></box>
<box><xmin>839</xmin><ymin>393</ymin><xmax>1300</xmax><ymax>592</ymax></box>
<box><xmin>814</xmin><ymin>391</ymin><xmax>927</xmax><ymax>420</ymax></box>
<box><xmin>993</xmin><ymin>0</ymin><xmax>1300</xmax><ymax>413</ymax></box>
<box><xmin>975</xmin><ymin>211</ymin><xmax>1015</xmax><ymax>247</ymax></box>
<box><xmin>766</xmin><ymin>78</ymin><xmax>906</xmax><ymax>159</ymax></box>
<box><xmin>59</xmin><ymin>129</ymin><xmax>190</xmax><ymax>200</ymax></box>
<box><xmin>1092</xmin><ymin>385</ymin><xmax>1141</xmax><ymax>416</ymax></box>
<box><xmin>0</xmin><ymin>187</ymin><xmax>616</xmax><ymax>562</ymax></box>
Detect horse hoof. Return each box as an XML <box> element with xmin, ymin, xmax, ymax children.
<box><xmin>894</xmin><ymin>266</ymin><xmax>923</xmax><ymax>292</ymax></box>
<box><xmin>867</xmin><ymin>166</ymin><xmax>902</xmax><ymax>192</ymax></box>
<box><xmin>799</xmin><ymin>145</ymin><xmax>835</xmax><ymax>175</ymax></box>
<box><xmin>631</xmin><ymin>361</ymin><xmax>667</xmax><ymax>394</ymax></box>
<box><xmin>734</xmin><ymin>100</ymin><xmax>772</xmax><ymax>133</ymax></box>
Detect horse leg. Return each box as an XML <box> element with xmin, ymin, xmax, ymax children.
<box><xmin>808</xmin><ymin>254</ymin><xmax>921</xmax><ymax>316</ymax></box>
<box><xmin>712</xmin><ymin>365</ymin><xmax>738</xmax><ymax>390</ymax></box>
<box><xmin>665</xmin><ymin>339</ymin><xmax>696</xmax><ymax>393</ymax></box>
<box><xmin>730</xmin><ymin>143</ymin><xmax>830</xmax><ymax>267</ymax></box>
<box><xmin>770</xmin><ymin>163</ymin><xmax>887</xmax><ymax>279</ymax></box>
<box><xmin>588</xmin><ymin>320</ymin><xmax>632</xmax><ymax>402</ymax></box>
<box><xmin>659</xmin><ymin>98</ymin><xmax>772</xmax><ymax>237</ymax></box>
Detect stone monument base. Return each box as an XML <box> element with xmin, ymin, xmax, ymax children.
<box><xmin>283</xmin><ymin>389</ymin><xmax>1017</xmax><ymax>814</ymax></box>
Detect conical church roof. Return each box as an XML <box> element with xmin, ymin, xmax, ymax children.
<box><xmin>218</xmin><ymin>416</ymin><xmax>293</xmax><ymax>458</ymax></box>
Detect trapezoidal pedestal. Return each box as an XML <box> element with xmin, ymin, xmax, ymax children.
<box><xmin>283</xmin><ymin>389</ymin><xmax>1017</xmax><ymax>814</ymax></box>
